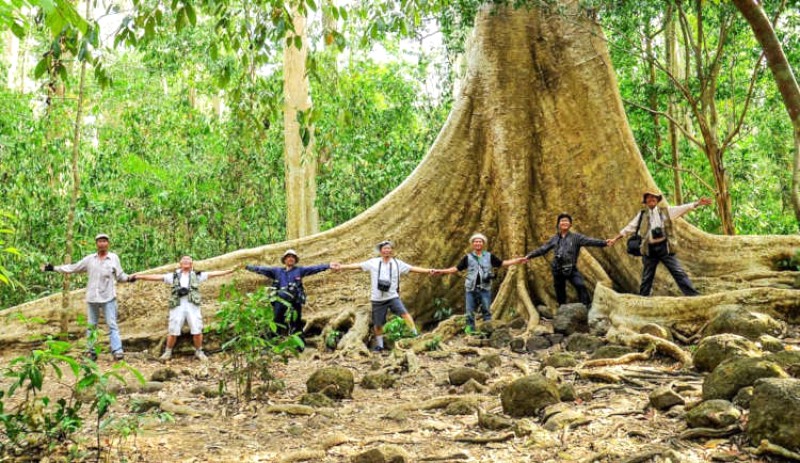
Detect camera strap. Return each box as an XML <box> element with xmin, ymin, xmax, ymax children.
<box><xmin>377</xmin><ymin>259</ymin><xmax>399</xmax><ymax>292</ymax></box>
<box><xmin>634</xmin><ymin>210</ymin><xmax>645</xmax><ymax>237</ymax></box>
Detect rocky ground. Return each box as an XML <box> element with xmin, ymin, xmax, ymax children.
<box><xmin>2</xmin><ymin>307</ymin><xmax>799</xmax><ymax>463</ymax></box>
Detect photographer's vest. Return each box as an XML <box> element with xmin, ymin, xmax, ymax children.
<box><xmin>465</xmin><ymin>252</ymin><xmax>493</xmax><ymax>291</ymax></box>
<box><xmin>639</xmin><ymin>206</ymin><xmax>678</xmax><ymax>256</ymax></box>
<box><xmin>170</xmin><ymin>271</ymin><xmax>202</xmax><ymax>308</ymax></box>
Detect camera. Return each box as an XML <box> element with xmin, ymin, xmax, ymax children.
<box><xmin>651</xmin><ymin>227</ymin><xmax>665</xmax><ymax>239</ymax></box>
<box><xmin>177</xmin><ymin>287</ymin><xmax>190</xmax><ymax>297</ymax></box>
<box><xmin>377</xmin><ymin>279</ymin><xmax>392</xmax><ymax>292</ymax></box>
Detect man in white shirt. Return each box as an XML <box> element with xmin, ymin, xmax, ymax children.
<box><xmin>133</xmin><ymin>256</ymin><xmax>234</xmax><ymax>361</ymax></box>
<box><xmin>43</xmin><ymin>233</ymin><xmax>133</xmax><ymax>361</ymax></box>
<box><xmin>611</xmin><ymin>191</ymin><xmax>712</xmax><ymax>296</ymax></box>
<box><xmin>337</xmin><ymin>240</ymin><xmax>434</xmax><ymax>352</ymax></box>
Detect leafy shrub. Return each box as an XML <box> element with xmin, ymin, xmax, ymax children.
<box><xmin>384</xmin><ymin>316</ymin><xmax>414</xmax><ymax>342</ymax></box>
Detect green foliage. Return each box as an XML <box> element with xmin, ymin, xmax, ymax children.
<box><xmin>324</xmin><ymin>329</ymin><xmax>342</xmax><ymax>350</ymax></box>
<box><xmin>424</xmin><ymin>335</ymin><xmax>442</xmax><ymax>351</ymax></box>
<box><xmin>0</xmin><ymin>335</ymin><xmax>145</xmax><ymax>457</ymax></box>
<box><xmin>214</xmin><ymin>284</ymin><xmax>303</xmax><ymax>402</ymax></box>
<box><xmin>383</xmin><ymin>316</ymin><xmax>414</xmax><ymax>342</ymax></box>
<box><xmin>432</xmin><ymin>298</ymin><xmax>453</xmax><ymax>322</ymax></box>
<box><xmin>0</xmin><ymin>212</ymin><xmax>20</xmax><ymax>288</ymax></box>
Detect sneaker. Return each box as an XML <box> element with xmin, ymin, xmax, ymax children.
<box><xmin>159</xmin><ymin>350</ymin><xmax>172</xmax><ymax>361</ymax></box>
<box><xmin>113</xmin><ymin>351</ymin><xmax>124</xmax><ymax>361</ymax></box>
<box><xmin>194</xmin><ymin>350</ymin><xmax>208</xmax><ymax>362</ymax></box>
<box><xmin>371</xmin><ymin>345</ymin><xmax>384</xmax><ymax>353</ymax></box>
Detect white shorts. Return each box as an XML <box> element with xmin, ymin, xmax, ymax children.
<box><xmin>168</xmin><ymin>304</ymin><xmax>203</xmax><ymax>335</ymax></box>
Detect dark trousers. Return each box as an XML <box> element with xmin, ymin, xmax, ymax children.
<box><xmin>553</xmin><ymin>269</ymin><xmax>592</xmax><ymax>307</ymax></box>
<box><xmin>272</xmin><ymin>301</ymin><xmax>303</xmax><ymax>335</ymax></box>
<box><xmin>640</xmin><ymin>242</ymin><xmax>699</xmax><ymax>296</ymax></box>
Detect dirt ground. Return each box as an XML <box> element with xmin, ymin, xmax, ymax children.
<box><xmin>1</xmin><ymin>324</ymin><xmax>792</xmax><ymax>463</ymax></box>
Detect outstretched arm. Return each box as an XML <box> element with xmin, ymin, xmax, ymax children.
<box><xmin>669</xmin><ymin>198</ymin><xmax>713</xmax><ymax>220</ymax></box>
<box><xmin>335</xmin><ymin>263</ymin><xmax>362</xmax><ymax>271</ymax></box>
<box><xmin>205</xmin><ymin>268</ymin><xmax>236</xmax><ymax>279</ymax></box>
<box><xmin>132</xmin><ymin>273</ymin><xmax>165</xmax><ymax>282</ymax></box>
<box><xmin>576</xmin><ymin>234</ymin><xmax>609</xmax><ymax>248</ymax></box>
<box><xmin>298</xmin><ymin>263</ymin><xmax>332</xmax><ymax>277</ymax></box>
<box><xmin>245</xmin><ymin>264</ymin><xmax>277</xmax><ymax>279</ymax></box>
<box><xmin>409</xmin><ymin>266</ymin><xmax>433</xmax><ymax>274</ymax></box>
<box><xmin>524</xmin><ymin>237</ymin><xmax>557</xmax><ymax>260</ymax></box>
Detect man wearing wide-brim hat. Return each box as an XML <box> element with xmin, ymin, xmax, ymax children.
<box><xmin>245</xmin><ymin>249</ymin><xmax>337</xmax><ymax>341</ymax></box>
<box><xmin>611</xmin><ymin>191</ymin><xmax>712</xmax><ymax>296</ymax></box>
<box><xmin>42</xmin><ymin>233</ymin><xmax>134</xmax><ymax>361</ymax></box>
<box><xmin>432</xmin><ymin>233</ymin><xmax>526</xmax><ymax>332</ymax></box>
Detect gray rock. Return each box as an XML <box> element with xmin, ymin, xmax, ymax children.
<box><xmin>748</xmin><ymin>378</ymin><xmax>800</xmax><ymax>451</ymax></box>
<box><xmin>537</xmin><ymin>304</ymin><xmax>557</xmax><ymax>319</ymax></box>
<box><xmin>759</xmin><ymin>335</ymin><xmax>784</xmax><ymax>353</ymax></box>
<box><xmin>501</xmin><ymin>374</ymin><xmax>560</xmax><ymax>417</ymax></box>
<box><xmin>553</xmin><ymin>303</ymin><xmax>589</xmax><ymax>335</ymax></box>
<box><xmin>489</xmin><ymin>327</ymin><xmax>513</xmax><ymax>348</ymax></box>
<box><xmin>510</xmin><ymin>337</ymin><xmax>527</xmax><ymax>353</ymax></box>
<box><xmin>526</xmin><ymin>336</ymin><xmax>552</xmax><ymax>351</ymax></box>
<box><xmin>508</xmin><ymin>317</ymin><xmax>528</xmax><ymax>330</ymax></box>
<box><xmin>705</xmin><ymin>305</ymin><xmax>784</xmax><ymax>340</ymax></box>
<box><xmin>565</xmin><ymin>333</ymin><xmax>605</xmax><ymax>353</ymax></box>
<box><xmin>361</xmin><ymin>372</ymin><xmax>397</xmax><ymax>390</ymax></box>
<box><xmin>449</xmin><ymin>367</ymin><xmax>489</xmax><ymax>386</ymax></box>
<box><xmin>766</xmin><ymin>350</ymin><xmax>800</xmax><ymax>373</ymax></box>
<box><xmin>547</xmin><ymin>333</ymin><xmax>565</xmax><ymax>346</ymax></box>
<box><xmin>191</xmin><ymin>385</ymin><xmax>222</xmax><ymax>398</ymax></box>
<box><xmin>478</xmin><ymin>409</ymin><xmax>513</xmax><ymax>430</ymax></box>
<box><xmin>543</xmin><ymin>352</ymin><xmax>577</xmax><ymax>368</ymax></box>
<box><xmin>299</xmin><ymin>392</ymin><xmax>335</xmax><ymax>408</ymax></box>
<box><xmin>130</xmin><ymin>396</ymin><xmax>161</xmax><ymax>413</ymax></box>
<box><xmin>307</xmin><ymin>366</ymin><xmax>355</xmax><ymax>400</ymax></box>
<box><xmin>444</xmin><ymin>399</ymin><xmax>476</xmax><ymax>415</ymax></box>
<box><xmin>685</xmin><ymin>400</ymin><xmax>741</xmax><ymax>429</ymax></box>
<box><xmin>649</xmin><ymin>386</ymin><xmax>685</xmax><ymax>410</ymax></box>
<box><xmin>462</xmin><ymin>378</ymin><xmax>488</xmax><ymax>394</ymax></box>
<box><xmin>542</xmin><ymin>402</ymin><xmax>572</xmax><ymax>422</ymax></box>
<box><xmin>639</xmin><ymin>323</ymin><xmax>672</xmax><ymax>341</ymax></box>
<box><xmin>693</xmin><ymin>334</ymin><xmax>762</xmax><ymax>373</ymax></box>
<box><xmin>351</xmin><ymin>445</ymin><xmax>409</xmax><ymax>463</ymax></box>
<box><xmin>150</xmin><ymin>368</ymin><xmax>178</xmax><ymax>382</ymax></box>
<box><xmin>732</xmin><ymin>386</ymin><xmax>754</xmax><ymax>409</ymax></box>
<box><xmin>543</xmin><ymin>409</ymin><xmax>590</xmax><ymax>431</ymax></box>
<box><xmin>590</xmin><ymin>345</ymin><xmax>635</xmax><ymax>360</ymax></box>
<box><xmin>703</xmin><ymin>357</ymin><xmax>788</xmax><ymax>400</ymax></box>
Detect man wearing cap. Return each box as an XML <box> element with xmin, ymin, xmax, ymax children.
<box><xmin>432</xmin><ymin>234</ymin><xmax>526</xmax><ymax>332</ymax></box>
<box><xmin>246</xmin><ymin>250</ymin><xmax>335</xmax><ymax>338</ymax></box>
<box><xmin>42</xmin><ymin>233</ymin><xmax>134</xmax><ymax>361</ymax></box>
<box><xmin>133</xmin><ymin>256</ymin><xmax>235</xmax><ymax>361</ymax></box>
<box><xmin>610</xmin><ymin>192</ymin><xmax>712</xmax><ymax>296</ymax></box>
<box><xmin>523</xmin><ymin>215</ymin><xmax>612</xmax><ymax>308</ymax></box>
<box><xmin>337</xmin><ymin>240</ymin><xmax>433</xmax><ymax>351</ymax></box>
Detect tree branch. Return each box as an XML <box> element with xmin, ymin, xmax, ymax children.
<box><xmin>622</xmin><ymin>98</ymin><xmax>703</xmax><ymax>148</ymax></box>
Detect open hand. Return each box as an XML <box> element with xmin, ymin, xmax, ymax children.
<box><xmin>696</xmin><ymin>197</ymin><xmax>713</xmax><ymax>207</ymax></box>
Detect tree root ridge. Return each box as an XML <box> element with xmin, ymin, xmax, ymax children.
<box><xmin>755</xmin><ymin>439</ymin><xmax>800</xmax><ymax>461</ymax></box>
<box><xmin>678</xmin><ymin>424</ymin><xmax>740</xmax><ymax>440</ymax></box>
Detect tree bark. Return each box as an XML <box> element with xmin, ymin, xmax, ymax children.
<box><xmin>284</xmin><ymin>10</ymin><xmax>320</xmax><ymax>239</ymax></box>
<box><xmin>3</xmin><ymin>1</ymin><xmax>799</xmax><ymax>350</ymax></box>
<box><xmin>731</xmin><ymin>0</ymin><xmax>800</xmax><ymax>225</ymax></box>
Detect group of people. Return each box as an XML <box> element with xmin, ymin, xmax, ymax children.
<box><xmin>43</xmin><ymin>191</ymin><xmax>711</xmax><ymax>358</ymax></box>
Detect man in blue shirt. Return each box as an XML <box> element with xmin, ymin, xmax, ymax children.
<box><xmin>246</xmin><ymin>250</ymin><xmax>335</xmax><ymax>338</ymax></box>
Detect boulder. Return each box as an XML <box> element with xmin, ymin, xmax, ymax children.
<box><xmin>693</xmin><ymin>334</ymin><xmax>761</xmax><ymax>373</ymax></box>
<box><xmin>543</xmin><ymin>352</ymin><xmax>577</xmax><ymax>369</ymax></box>
<box><xmin>553</xmin><ymin>303</ymin><xmax>589</xmax><ymax>335</ymax></box>
<box><xmin>526</xmin><ymin>336</ymin><xmax>552</xmax><ymax>351</ymax></box>
<box><xmin>704</xmin><ymin>305</ymin><xmax>784</xmax><ymax>340</ymax></box>
<box><xmin>685</xmin><ymin>400</ymin><xmax>741</xmax><ymax>428</ymax></box>
<box><xmin>703</xmin><ymin>357</ymin><xmax>788</xmax><ymax>400</ymax></box>
<box><xmin>759</xmin><ymin>335</ymin><xmax>784</xmax><ymax>353</ymax></box>
<box><xmin>361</xmin><ymin>372</ymin><xmax>397</xmax><ymax>390</ymax></box>
<box><xmin>501</xmin><ymin>374</ymin><xmax>560</xmax><ymax>417</ymax></box>
<box><xmin>748</xmin><ymin>378</ymin><xmax>800</xmax><ymax>451</ymax></box>
<box><xmin>590</xmin><ymin>345</ymin><xmax>635</xmax><ymax>360</ymax></box>
<box><xmin>536</xmin><ymin>304</ymin><xmax>557</xmax><ymax>319</ymax></box>
<box><xmin>307</xmin><ymin>366</ymin><xmax>355</xmax><ymax>400</ymax></box>
<box><xmin>449</xmin><ymin>367</ymin><xmax>489</xmax><ymax>386</ymax></box>
<box><xmin>766</xmin><ymin>350</ymin><xmax>800</xmax><ymax>376</ymax></box>
<box><xmin>649</xmin><ymin>386</ymin><xmax>685</xmax><ymax>410</ymax></box>
<box><xmin>565</xmin><ymin>333</ymin><xmax>605</xmax><ymax>353</ymax></box>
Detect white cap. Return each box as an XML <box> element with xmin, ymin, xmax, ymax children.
<box><xmin>281</xmin><ymin>249</ymin><xmax>299</xmax><ymax>263</ymax></box>
<box><xmin>469</xmin><ymin>233</ymin><xmax>488</xmax><ymax>245</ymax></box>
<box><xmin>95</xmin><ymin>233</ymin><xmax>110</xmax><ymax>241</ymax></box>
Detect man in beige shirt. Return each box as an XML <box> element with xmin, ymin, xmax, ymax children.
<box><xmin>44</xmin><ymin>234</ymin><xmax>134</xmax><ymax>361</ymax></box>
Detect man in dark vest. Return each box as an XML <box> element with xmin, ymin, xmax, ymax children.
<box><xmin>245</xmin><ymin>249</ymin><xmax>335</xmax><ymax>339</ymax></box>
<box><xmin>432</xmin><ymin>233</ymin><xmax>526</xmax><ymax>332</ymax></box>
<box><xmin>523</xmin><ymin>214</ymin><xmax>612</xmax><ymax>308</ymax></box>
<box><xmin>134</xmin><ymin>255</ymin><xmax>235</xmax><ymax>361</ymax></box>
<box><xmin>611</xmin><ymin>191</ymin><xmax>712</xmax><ymax>296</ymax></box>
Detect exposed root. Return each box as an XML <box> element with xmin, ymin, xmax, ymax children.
<box><xmin>452</xmin><ymin>432</ymin><xmax>515</xmax><ymax>444</ymax></box>
<box><xmin>576</xmin><ymin>370</ymin><xmax>621</xmax><ymax>384</ymax></box>
<box><xmin>613</xmin><ymin>332</ymin><xmax>692</xmax><ymax>367</ymax></box>
<box><xmin>405</xmin><ymin>317</ymin><xmax>465</xmax><ymax>352</ymax></box>
<box><xmin>387</xmin><ymin>395</ymin><xmax>488</xmax><ymax>414</ymax></box>
<box><xmin>333</xmin><ymin>306</ymin><xmax>371</xmax><ymax>357</ymax></box>
<box><xmin>755</xmin><ymin>439</ymin><xmax>800</xmax><ymax>461</ymax></box>
<box><xmin>678</xmin><ymin>424</ymin><xmax>739</xmax><ymax>440</ymax></box>
<box><xmin>276</xmin><ymin>449</ymin><xmax>327</xmax><ymax>463</ymax></box>
<box><xmin>579</xmin><ymin>348</ymin><xmax>654</xmax><ymax>368</ymax></box>
<box><xmin>492</xmin><ymin>267</ymin><xmax>538</xmax><ymax>328</ymax></box>
<box><xmin>619</xmin><ymin>446</ymin><xmax>672</xmax><ymax>463</ymax></box>
<box><xmin>319</xmin><ymin>432</ymin><xmax>350</xmax><ymax>450</ymax></box>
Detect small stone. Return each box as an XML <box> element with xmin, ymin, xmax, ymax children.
<box><xmin>526</xmin><ymin>336</ymin><xmax>552</xmax><ymax>351</ymax></box>
<box><xmin>190</xmin><ymin>385</ymin><xmax>222</xmax><ymax>398</ymax></box>
<box><xmin>553</xmin><ymin>303</ymin><xmax>589</xmax><ymax>335</ymax></box>
<box><xmin>444</xmin><ymin>399</ymin><xmax>476</xmax><ymax>415</ymax></box>
<box><xmin>544</xmin><ymin>409</ymin><xmax>589</xmax><ymax>431</ymax></box>
<box><xmin>537</xmin><ymin>304</ymin><xmax>557</xmax><ymax>319</ymax></box>
<box><xmin>361</xmin><ymin>372</ymin><xmax>397</xmax><ymax>390</ymax></box>
<box><xmin>685</xmin><ymin>400</ymin><xmax>741</xmax><ymax>429</ymax></box>
<box><xmin>590</xmin><ymin>345</ymin><xmax>635</xmax><ymax>360</ymax></box>
<box><xmin>307</xmin><ymin>366</ymin><xmax>355</xmax><ymax>400</ymax></box>
<box><xmin>150</xmin><ymin>368</ymin><xmax>178</xmax><ymax>382</ymax></box>
<box><xmin>138</xmin><ymin>381</ymin><xmax>165</xmax><ymax>393</ymax></box>
<box><xmin>501</xmin><ymin>374</ymin><xmax>560</xmax><ymax>417</ymax></box>
<box><xmin>649</xmin><ymin>386</ymin><xmax>686</xmax><ymax>410</ymax></box>
<box><xmin>351</xmin><ymin>445</ymin><xmax>409</xmax><ymax>463</ymax></box>
<box><xmin>449</xmin><ymin>367</ymin><xmax>489</xmax><ymax>386</ymax></box>
<box><xmin>462</xmin><ymin>378</ymin><xmax>488</xmax><ymax>394</ymax></box>
<box><xmin>510</xmin><ymin>337</ymin><xmax>527</xmax><ymax>353</ymax></box>
<box><xmin>478</xmin><ymin>410</ymin><xmax>512</xmax><ymax>430</ymax></box>
<box><xmin>130</xmin><ymin>397</ymin><xmax>161</xmax><ymax>413</ymax></box>
<box><xmin>558</xmin><ymin>383</ymin><xmax>576</xmax><ymax>402</ymax></box>
<box><xmin>732</xmin><ymin>386</ymin><xmax>754</xmax><ymax>409</ymax></box>
<box><xmin>541</xmin><ymin>366</ymin><xmax>561</xmax><ymax>383</ymax></box>
<box><xmin>565</xmin><ymin>333</ymin><xmax>605</xmax><ymax>353</ymax></box>
<box><xmin>543</xmin><ymin>352</ymin><xmax>577</xmax><ymax>368</ymax></box>
<box><xmin>299</xmin><ymin>392</ymin><xmax>335</xmax><ymax>408</ymax></box>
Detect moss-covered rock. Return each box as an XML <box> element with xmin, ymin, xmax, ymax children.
<box><xmin>693</xmin><ymin>334</ymin><xmax>761</xmax><ymax>373</ymax></box>
<box><xmin>748</xmin><ymin>378</ymin><xmax>800</xmax><ymax>451</ymax></box>
<box><xmin>501</xmin><ymin>374</ymin><xmax>560</xmax><ymax>417</ymax></box>
<box><xmin>685</xmin><ymin>400</ymin><xmax>741</xmax><ymax>429</ymax></box>
<box><xmin>704</xmin><ymin>305</ymin><xmax>784</xmax><ymax>340</ymax></box>
<box><xmin>307</xmin><ymin>366</ymin><xmax>355</xmax><ymax>400</ymax></box>
<box><xmin>702</xmin><ymin>357</ymin><xmax>787</xmax><ymax>400</ymax></box>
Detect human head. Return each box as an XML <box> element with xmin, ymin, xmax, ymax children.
<box><xmin>642</xmin><ymin>191</ymin><xmax>663</xmax><ymax>208</ymax></box>
<box><xmin>282</xmin><ymin>249</ymin><xmax>299</xmax><ymax>266</ymax></box>
<box><xmin>557</xmin><ymin>213</ymin><xmax>572</xmax><ymax>232</ymax></box>
<box><xmin>95</xmin><ymin>233</ymin><xmax>110</xmax><ymax>253</ymax></box>
<box><xmin>469</xmin><ymin>233</ymin><xmax>487</xmax><ymax>252</ymax></box>
<box><xmin>376</xmin><ymin>240</ymin><xmax>394</xmax><ymax>257</ymax></box>
<box><xmin>179</xmin><ymin>255</ymin><xmax>193</xmax><ymax>271</ymax></box>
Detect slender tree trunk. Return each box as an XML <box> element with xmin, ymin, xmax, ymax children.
<box><xmin>645</xmin><ymin>30</ymin><xmax>662</xmax><ymax>159</ymax></box>
<box><xmin>284</xmin><ymin>9</ymin><xmax>319</xmax><ymax>239</ymax></box>
<box><xmin>732</xmin><ymin>0</ymin><xmax>800</xmax><ymax>225</ymax></box>
<box><xmin>60</xmin><ymin>2</ymin><xmax>91</xmax><ymax>335</ymax></box>
<box><xmin>666</xmin><ymin>5</ymin><xmax>683</xmax><ymax>204</ymax></box>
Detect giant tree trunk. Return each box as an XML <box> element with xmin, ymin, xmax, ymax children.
<box><xmin>3</xmin><ymin>2</ymin><xmax>799</xmax><ymax>352</ymax></box>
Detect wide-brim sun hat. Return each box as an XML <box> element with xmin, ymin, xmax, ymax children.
<box><xmin>281</xmin><ymin>249</ymin><xmax>300</xmax><ymax>263</ymax></box>
<box><xmin>469</xmin><ymin>233</ymin><xmax>488</xmax><ymax>245</ymax></box>
<box><xmin>95</xmin><ymin>233</ymin><xmax>110</xmax><ymax>241</ymax></box>
<box><xmin>642</xmin><ymin>191</ymin><xmax>664</xmax><ymax>203</ymax></box>
<box><xmin>375</xmin><ymin>240</ymin><xmax>394</xmax><ymax>252</ymax></box>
